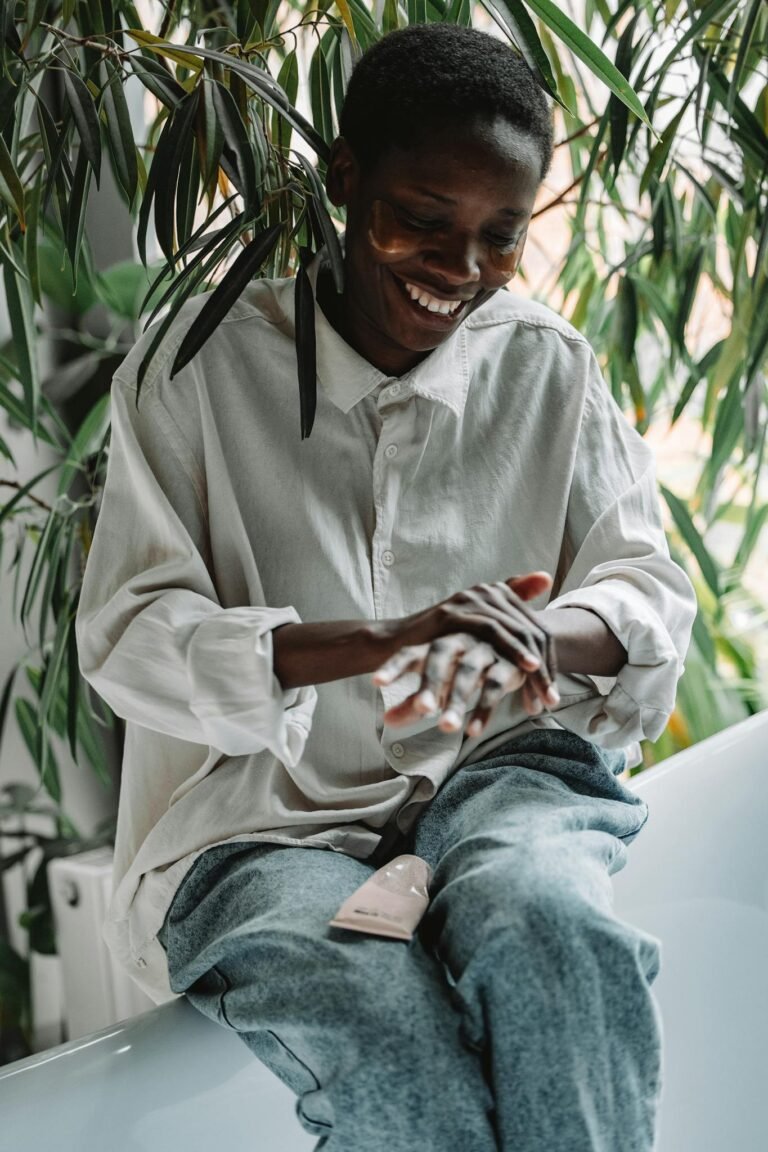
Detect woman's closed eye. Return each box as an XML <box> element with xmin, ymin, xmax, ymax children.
<box><xmin>397</xmin><ymin>208</ymin><xmax>445</xmax><ymax>230</ymax></box>
<box><xmin>487</xmin><ymin>233</ymin><xmax>521</xmax><ymax>252</ymax></box>
<box><xmin>396</xmin><ymin>209</ymin><xmax>520</xmax><ymax>251</ymax></box>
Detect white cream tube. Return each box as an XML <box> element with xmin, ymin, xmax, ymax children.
<box><xmin>329</xmin><ymin>854</ymin><xmax>433</xmax><ymax>941</ymax></box>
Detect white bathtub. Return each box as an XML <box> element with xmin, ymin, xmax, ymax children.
<box><xmin>1</xmin><ymin>711</ymin><xmax>766</xmax><ymax>1151</ymax></box>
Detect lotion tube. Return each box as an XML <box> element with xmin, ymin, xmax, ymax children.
<box><xmin>329</xmin><ymin>854</ymin><xmax>433</xmax><ymax>941</ymax></box>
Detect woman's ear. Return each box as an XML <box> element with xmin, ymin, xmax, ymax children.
<box><xmin>325</xmin><ymin>137</ymin><xmax>359</xmax><ymax>208</ymax></box>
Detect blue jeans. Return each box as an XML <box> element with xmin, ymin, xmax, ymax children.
<box><xmin>157</xmin><ymin>729</ymin><xmax>662</xmax><ymax>1151</ymax></box>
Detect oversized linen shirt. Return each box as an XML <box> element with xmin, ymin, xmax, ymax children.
<box><xmin>76</xmin><ymin>247</ymin><xmax>696</xmax><ymax>1003</ymax></box>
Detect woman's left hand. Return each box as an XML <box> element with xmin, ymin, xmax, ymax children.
<box><xmin>373</xmin><ymin>633</ymin><xmax>552</xmax><ymax>738</ymax></box>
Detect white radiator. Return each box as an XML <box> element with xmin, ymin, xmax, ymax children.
<box><xmin>48</xmin><ymin>847</ymin><xmax>155</xmax><ymax>1041</ymax></box>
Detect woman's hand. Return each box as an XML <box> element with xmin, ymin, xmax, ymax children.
<box><xmin>370</xmin><ymin>572</ymin><xmax>560</xmax><ymax>738</ymax></box>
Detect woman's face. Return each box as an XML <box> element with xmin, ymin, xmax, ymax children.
<box><xmin>321</xmin><ymin>114</ymin><xmax>543</xmax><ymax>376</ymax></box>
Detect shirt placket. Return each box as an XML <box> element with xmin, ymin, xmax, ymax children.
<box><xmin>372</xmin><ymin>378</ymin><xmax>416</xmax><ymax>770</ymax></box>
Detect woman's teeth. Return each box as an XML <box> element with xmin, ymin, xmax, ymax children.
<box><xmin>404</xmin><ymin>281</ymin><xmax>463</xmax><ymax>315</ymax></box>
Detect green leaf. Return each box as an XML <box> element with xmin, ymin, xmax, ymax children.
<box><xmin>639</xmin><ymin>97</ymin><xmax>691</xmax><ymax>198</ymax></box>
<box><xmin>170</xmin><ymin>221</ymin><xmax>282</xmax><ymax>378</ymax></box>
<box><xmin>481</xmin><ymin>0</ymin><xmax>563</xmax><ymax>107</ymax></box>
<box><xmin>57</xmin><ymin>393</ymin><xmax>111</xmax><ymax>498</ymax></box>
<box><xmin>521</xmin><ymin>0</ymin><xmax>652</xmax><ymax>130</ymax></box>
<box><xmin>211</xmin><ymin>80</ymin><xmax>259</xmax><ymax>215</ymax></box>
<box><xmin>1</xmin><ymin>254</ymin><xmax>39</xmax><ymax>433</ymax></box>
<box><xmin>613</xmin><ymin>274</ymin><xmax>638</xmax><ymax>364</ymax></box>
<box><xmin>175</xmin><ymin>125</ymin><xmax>200</xmax><ymax>255</ymax></box>
<box><xmin>100</xmin><ymin>58</ymin><xmax>139</xmax><ymax>208</ymax></box>
<box><xmin>272</xmin><ymin>50</ymin><xmax>299</xmax><ymax>152</ymax></box>
<box><xmin>727</xmin><ymin>0</ymin><xmax>764</xmax><ymax>123</ymax></box>
<box><xmin>733</xmin><ymin>503</ymin><xmax>768</xmax><ymax>575</ymax></box>
<box><xmin>660</xmin><ymin>484</ymin><xmax>721</xmax><ymax>598</ymax></box>
<box><xmin>124</xmin><ymin>28</ymin><xmax>204</xmax><ymax>76</ymax></box>
<box><xmin>129</xmin><ymin>53</ymin><xmax>185</xmax><ymax>108</ymax></box>
<box><xmin>310</xmin><ymin>40</ymin><xmax>335</xmax><ymax>149</ymax></box>
<box><xmin>24</xmin><ymin>167</ymin><xmax>43</xmax><ymax>308</ymax></box>
<box><xmin>0</xmin><ymin>129</ymin><xmax>25</xmax><ymax>226</ymax></box>
<box><xmin>64</xmin><ymin>146</ymin><xmax>93</xmax><ymax>290</ymax></box>
<box><xmin>153</xmin><ymin>42</ymin><xmax>329</xmax><ymax>161</ymax></box>
<box><xmin>706</xmin><ymin>370</ymin><xmax>744</xmax><ymax>490</ymax></box>
<box><xmin>154</xmin><ymin>89</ymin><xmax>200</xmax><ymax>265</ymax></box>
<box><xmin>66</xmin><ymin>615</ymin><xmax>80</xmax><ymax>762</ymax></box>
<box><xmin>295</xmin><ymin>246</ymin><xmax>317</xmax><ymax>439</ymax></box>
<box><xmin>142</xmin><ymin>210</ymin><xmax>245</xmax><ymax>329</ymax></box>
<box><xmin>198</xmin><ymin>78</ymin><xmax>224</xmax><ymax>200</ymax></box>
<box><xmin>36</xmin><ymin>230</ymin><xmax>98</xmax><ymax>314</ymax></box>
<box><xmin>296</xmin><ymin>152</ymin><xmax>344</xmax><ymax>294</ymax></box>
<box><xmin>61</xmin><ymin>66</ymin><xmax>102</xmax><ymax>188</ymax></box>
<box><xmin>14</xmin><ymin>697</ymin><xmax>60</xmax><ymax>803</ymax></box>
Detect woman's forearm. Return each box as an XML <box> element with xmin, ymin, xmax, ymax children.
<box><xmin>272</xmin><ymin>619</ymin><xmax>393</xmax><ymax>690</ymax></box>
<box><xmin>539</xmin><ymin>607</ymin><xmax>627</xmax><ymax>677</ymax></box>
<box><xmin>272</xmin><ymin>605</ymin><xmax>627</xmax><ymax>694</ymax></box>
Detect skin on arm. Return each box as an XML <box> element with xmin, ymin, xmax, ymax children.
<box><xmin>273</xmin><ymin>575</ymin><xmax>627</xmax><ymax>739</ymax></box>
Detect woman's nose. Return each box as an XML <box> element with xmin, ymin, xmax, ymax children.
<box><xmin>421</xmin><ymin>232</ymin><xmax>483</xmax><ymax>284</ymax></box>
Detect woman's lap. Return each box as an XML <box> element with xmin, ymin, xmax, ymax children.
<box><xmin>157</xmin><ymin>728</ymin><xmax>662</xmax><ymax>1151</ymax></box>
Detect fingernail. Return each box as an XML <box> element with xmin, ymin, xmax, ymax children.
<box><xmin>440</xmin><ymin>709</ymin><xmax>462</xmax><ymax>730</ymax></box>
<box><xmin>418</xmin><ymin>690</ymin><xmax>438</xmax><ymax>712</ymax></box>
<box><xmin>546</xmin><ymin>687</ymin><xmax>560</xmax><ymax>706</ymax></box>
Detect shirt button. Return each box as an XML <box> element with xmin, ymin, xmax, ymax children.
<box><xmin>388</xmin><ymin>382</ymin><xmax>401</xmax><ymax>397</ymax></box>
<box><xmin>384</xmin><ymin>444</ymin><xmax>398</xmax><ymax>459</ymax></box>
<box><xmin>382</xmin><ymin>550</ymin><xmax>395</xmax><ymax>566</ymax></box>
<box><xmin>391</xmin><ymin>742</ymin><xmax>405</xmax><ymax>758</ymax></box>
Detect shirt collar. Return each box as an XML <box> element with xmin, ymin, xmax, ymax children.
<box><xmin>306</xmin><ymin>243</ymin><xmax>470</xmax><ymax>421</ymax></box>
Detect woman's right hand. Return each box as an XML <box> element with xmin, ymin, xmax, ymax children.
<box><xmin>369</xmin><ymin>572</ymin><xmax>560</xmax><ymax>737</ymax></box>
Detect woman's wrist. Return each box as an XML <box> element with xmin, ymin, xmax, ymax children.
<box><xmin>537</xmin><ymin>607</ymin><xmax>627</xmax><ymax>678</ymax></box>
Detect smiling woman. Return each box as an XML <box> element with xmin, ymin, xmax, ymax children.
<box><xmin>71</xmin><ymin>19</ymin><xmax>696</xmax><ymax>1152</ymax></box>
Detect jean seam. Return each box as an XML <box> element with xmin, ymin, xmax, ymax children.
<box><xmin>217</xmin><ymin>974</ymin><xmax>330</xmax><ymax>1127</ymax></box>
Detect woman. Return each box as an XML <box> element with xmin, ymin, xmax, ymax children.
<box><xmin>77</xmin><ymin>22</ymin><xmax>696</xmax><ymax>1151</ymax></box>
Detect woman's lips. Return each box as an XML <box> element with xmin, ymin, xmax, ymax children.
<box><xmin>389</xmin><ymin>270</ymin><xmax>471</xmax><ymax>328</ymax></box>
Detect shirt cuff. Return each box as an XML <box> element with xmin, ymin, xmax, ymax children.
<box><xmin>187</xmin><ymin>605</ymin><xmax>317</xmax><ymax>764</ymax></box>
<box><xmin>544</xmin><ymin>581</ymin><xmax>683</xmax><ymax>746</ymax></box>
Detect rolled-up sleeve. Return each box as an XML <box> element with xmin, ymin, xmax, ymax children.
<box><xmin>76</xmin><ymin>374</ymin><xmax>317</xmax><ymax>763</ymax></box>
<box><xmin>543</xmin><ymin>354</ymin><xmax>697</xmax><ymax>747</ymax></box>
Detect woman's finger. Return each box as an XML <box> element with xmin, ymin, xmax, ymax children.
<box><xmin>463</xmin><ymin>658</ymin><xmax>522</xmax><ymax>736</ymax></box>
<box><xmin>372</xmin><ymin>643</ymin><xmax>427</xmax><ymax>685</ymax></box>
<box><xmin>435</xmin><ymin>644</ymin><xmax>498</xmax><ymax>731</ymax></box>
<box><xmin>415</xmin><ymin>635</ymin><xmax>476</xmax><ymax>714</ymax></box>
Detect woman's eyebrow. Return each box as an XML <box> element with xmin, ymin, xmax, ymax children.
<box><xmin>405</xmin><ymin>184</ymin><xmax>528</xmax><ymax>217</ymax></box>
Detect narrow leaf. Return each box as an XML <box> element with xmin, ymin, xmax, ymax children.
<box><xmin>0</xmin><ymin>130</ymin><xmax>25</xmax><ymax>226</ymax></box>
<box><xmin>481</xmin><ymin>0</ymin><xmax>562</xmax><ymax>107</ymax></box>
<box><xmin>295</xmin><ymin>246</ymin><xmax>317</xmax><ymax>439</ymax></box>
<box><xmin>61</xmin><ymin>67</ymin><xmax>101</xmax><ymax>187</ymax></box>
<box><xmin>170</xmin><ymin>222</ymin><xmax>282</xmax><ymax>378</ymax></box>
<box><xmin>150</xmin><ymin>42</ymin><xmax>329</xmax><ymax>160</ymax></box>
<box><xmin>660</xmin><ymin>484</ymin><xmax>721</xmax><ymax>598</ymax></box>
<box><xmin>296</xmin><ymin>152</ymin><xmax>344</xmax><ymax>294</ymax></box>
<box><xmin>521</xmin><ymin>0</ymin><xmax>652</xmax><ymax>130</ymax></box>
<box><xmin>211</xmin><ymin>80</ymin><xmax>258</xmax><ymax>214</ymax></box>
<box><xmin>100</xmin><ymin>59</ymin><xmax>139</xmax><ymax>207</ymax></box>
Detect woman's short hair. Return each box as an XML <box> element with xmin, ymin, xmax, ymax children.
<box><xmin>339</xmin><ymin>23</ymin><xmax>555</xmax><ymax>181</ymax></box>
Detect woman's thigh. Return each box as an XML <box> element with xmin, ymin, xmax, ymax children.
<box><xmin>157</xmin><ymin>839</ymin><xmax>499</xmax><ymax>1152</ymax></box>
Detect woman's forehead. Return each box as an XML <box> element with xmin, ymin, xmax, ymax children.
<box><xmin>370</xmin><ymin>123</ymin><xmax>542</xmax><ymax>209</ymax></box>
<box><xmin>372</xmin><ymin>115</ymin><xmax>542</xmax><ymax>188</ymax></box>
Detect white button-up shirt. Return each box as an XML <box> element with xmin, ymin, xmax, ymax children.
<box><xmin>76</xmin><ymin>248</ymin><xmax>697</xmax><ymax>1002</ymax></box>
